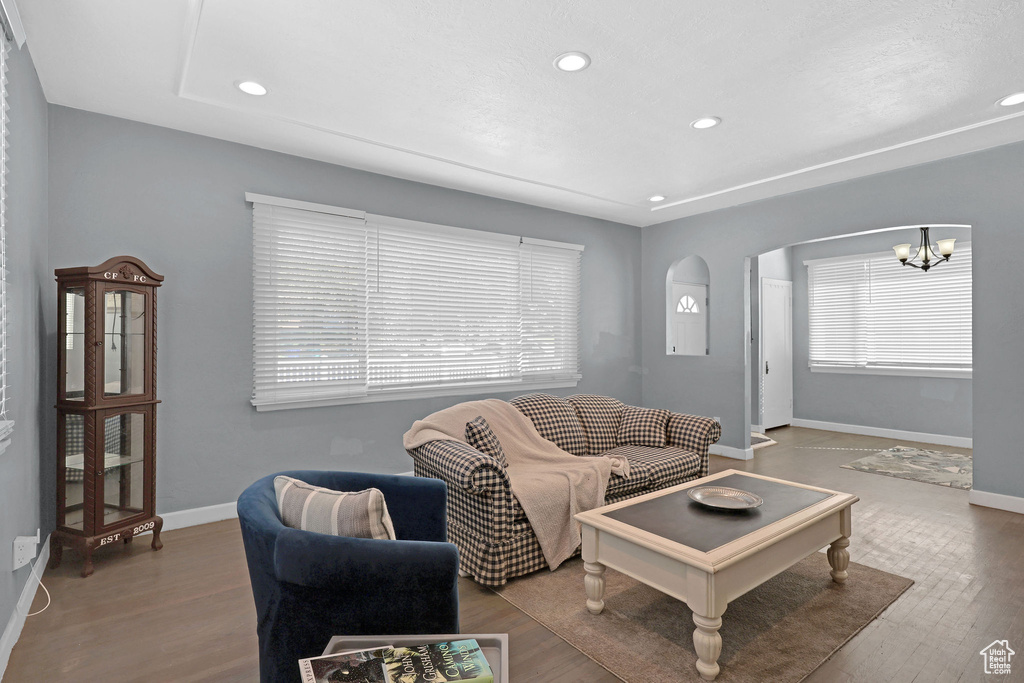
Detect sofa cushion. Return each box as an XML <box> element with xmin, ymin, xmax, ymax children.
<box><xmin>602</xmin><ymin>445</ymin><xmax>703</xmax><ymax>497</ymax></box>
<box><xmin>566</xmin><ymin>394</ymin><xmax>626</xmax><ymax>455</ymax></box>
<box><xmin>617</xmin><ymin>406</ymin><xmax>670</xmax><ymax>447</ymax></box>
<box><xmin>465</xmin><ymin>416</ymin><xmax>508</xmax><ymax>469</ymax></box>
<box><xmin>273</xmin><ymin>476</ymin><xmax>396</xmax><ymax>540</ymax></box>
<box><xmin>509</xmin><ymin>393</ymin><xmax>587</xmax><ymax>456</ymax></box>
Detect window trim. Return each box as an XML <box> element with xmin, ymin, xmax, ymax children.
<box><xmin>247</xmin><ymin>193</ymin><xmax>584</xmax><ymax>411</ymax></box>
<box><xmin>804</xmin><ymin>243</ymin><xmax>972</xmax><ymax>380</ymax></box>
<box><xmin>0</xmin><ymin>36</ymin><xmax>12</xmax><ymax>450</ymax></box>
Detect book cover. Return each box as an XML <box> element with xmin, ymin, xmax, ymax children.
<box><xmin>383</xmin><ymin>639</ymin><xmax>493</xmax><ymax>683</ymax></box>
<box><xmin>298</xmin><ymin>647</ymin><xmax>389</xmax><ymax>683</ymax></box>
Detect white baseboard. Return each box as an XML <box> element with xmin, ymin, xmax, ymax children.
<box><xmin>969</xmin><ymin>490</ymin><xmax>1024</xmax><ymax>515</ymax></box>
<box><xmin>0</xmin><ymin>535</ymin><xmax>50</xmax><ymax>679</ymax></box>
<box><xmin>710</xmin><ymin>444</ymin><xmax>755</xmax><ymax>461</ymax></box>
<box><xmin>158</xmin><ymin>502</ymin><xmax>238</xmax><ymax>532</ymax></box>
<box><xmin>789</xmin><ymin>419</ymin><xmax>972</xmax><ymax>449</ymax></box>
<box><xmin>751</xmin><ymin>424</ymin><xmax>765</xmax><ymax>434</ymax></box>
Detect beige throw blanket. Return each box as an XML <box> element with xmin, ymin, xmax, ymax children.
<box><xmin>403</xmin><ymin>399</ymin><xmax>629</xmax><ymax>570</ymax></box>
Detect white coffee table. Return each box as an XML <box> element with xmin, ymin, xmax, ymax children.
<box><xmin>575</xmin><ymin>469</ymin><xmax>858</xmax><ymax>681</ymax></box>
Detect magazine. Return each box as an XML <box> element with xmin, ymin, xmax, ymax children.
<box><xmin>300</xmin><ymin>639</ymin><xmax>493</xmax><ymax>683</ymax></box>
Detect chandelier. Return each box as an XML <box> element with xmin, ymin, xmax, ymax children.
<box><xmin>893</xmin><ymin>227</ymin><xmax>955</xmax><ymax>272</ymax></box>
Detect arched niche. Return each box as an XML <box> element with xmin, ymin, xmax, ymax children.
<box><xmin>666</xmin><ymin>255</ymin><xmax>710</xmax><ymax>355</ymax></box>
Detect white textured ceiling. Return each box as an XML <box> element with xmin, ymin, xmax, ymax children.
<box><xmin>19</xmin><ymin>0</ymin><xmax>1024</xmax><ymax>227</ymax></box>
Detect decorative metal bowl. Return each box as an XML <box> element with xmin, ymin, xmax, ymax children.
<box><xmin>687</xmin><ymin>485</ymin><xmax>764</xmax><ymax>510</ymax></box>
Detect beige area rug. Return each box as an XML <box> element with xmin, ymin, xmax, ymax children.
<box><xmin>493</xmin><ymin>553</ymin><xmax>912</xmax><ymax>682</ymax></box>
<box><xmin>751</xmin><ymin>432</ymin><xmax>777</xmax><ymax>450</ymax></box>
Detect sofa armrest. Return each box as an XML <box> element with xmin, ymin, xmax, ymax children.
<box><xmin>666</xmin><ymin>413</ymin><xmax>722</xmax><ymax>455</ymax></box>
<box><xmin>408</xmin><ymin>440</ymin><xmax>511</xmax><ymax>496</ymax></box>
<box><xmin>274</xmin><ymin>528</ymin><xmax>460</xmax><ymax>593</ymax></box>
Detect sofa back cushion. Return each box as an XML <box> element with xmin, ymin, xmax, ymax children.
<box><xmin>509</xmin><ymin>393</ymin><xmax>587</xmax><ymax>456</ymax></box>
<box><xmin>617</xmin><ymin>406</ymin><xmax>670</xmax><ymax>448</ymax></box>
<box><xmin>566</xmin><ymin>394</ymin><xmax>626</xmax><ymax>455</ymax></box>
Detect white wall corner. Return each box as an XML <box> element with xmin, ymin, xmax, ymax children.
<box><xmin>969</xmin><ymin>490</ymin><xmax>1024</xmax><ymax>516</ymax></box>
<box><xmin>0</xmin><ymin>534</ymin><xmax>49</xmax><ymax>679</ymax></box>
<box><xmin>710</xmin><ymin>444</ymin><xmax>755</xmax><ymax>461</ymax></box>
<box><xmin>156</xmin><ymin>501</ymin><xmax>238</xmax><ymax>532</ymax></box>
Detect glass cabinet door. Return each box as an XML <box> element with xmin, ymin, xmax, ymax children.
<box><xmin>98</xmin><ymin>411</ymin><xmax>147</xmax><ymax>529</ymax></box>
<box><xmin>60</xmin><ymin>412</ymin><xmax>86</xmax><ymax>530</ymax></box>
<box><xmin>62</xmin><ymin>288</ymin><xmax>86</xmax><ymax>401</ymax></box>
<box><xmin>102</xmin><ymin>289</ymin><xmax>148</xmax><ymax>398</ymax></box>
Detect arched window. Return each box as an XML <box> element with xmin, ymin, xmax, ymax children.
<box><xmin>677</xmin><ymin>295</ymin><xmax>700</xmax><ymax>314</ymax></box>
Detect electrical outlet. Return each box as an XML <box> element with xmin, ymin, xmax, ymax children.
<box><xmin>713</xmin><ymin>416</ymin><xmax>721</xmax><ymax>424</ymax></box>
<box><xmin>12</xmin><ymin>529</ymin><xmax>39</xmax><ymax>571</ymax></box>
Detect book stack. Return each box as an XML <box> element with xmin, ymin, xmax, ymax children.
<box><xmin>299</xmin><ymin>638</ymin><xmax>494</xmax><ymax>683</ymax></box>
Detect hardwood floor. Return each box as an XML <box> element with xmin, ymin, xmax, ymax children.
<box><xmin>7</xmin><ymin>427</ymin><xmax>1019</xmax><ymax>682</ymax></box>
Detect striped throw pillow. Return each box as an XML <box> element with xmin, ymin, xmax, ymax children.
<box><xmin>273</xmin><ymin>476</ymin><xmax>396</xmax><ymax>540</ymax></box>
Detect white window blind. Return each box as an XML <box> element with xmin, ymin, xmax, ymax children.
<box><xmin>252</xmin><ymin>203</ymin><xmax>369</xmax><ymax>408</ymax></box>
<box><xmin>806</xmin><ymin>244</ymin><xmax>971</xmax><ymax>377</ymax></box>
<box><xmin>249</xmin><ymin>194</ymin><xmax>583</xmax><ymax>410</ymax></box>
<box><xmin>520</xmin><ymin>240</ymin><xmax>582</xmax><ymax>383</ymax></box>
<box><xmin>367</xmin><ymin>217</ymin><xmax>521</xmax><ymax>391</ymax></box>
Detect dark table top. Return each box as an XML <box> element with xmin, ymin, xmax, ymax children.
<box><xmin>602</xmin><ymin>473</ymin><xmax>833</xmax><ymax>553</ymax></box>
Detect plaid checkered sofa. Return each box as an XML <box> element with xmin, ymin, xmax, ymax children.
<box><xmin>407</xmin><ymin>393</ymin><xmax>721</xmax><ymax>586</ymax></box>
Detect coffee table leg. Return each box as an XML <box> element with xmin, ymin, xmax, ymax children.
<box><xmin>584</xmin><ymin>561</ymin><xmax>606</xmax><ymax>614</ymax></box>
<box><xmin>828</xmin><ymin>537</ymin><xmax>850</xmax><ymax>583</ymax></box>
<box><xmin>828</xmin><ymin>506</ymin><xmax>852</xmax><ymax>584</ymax></box>
<box><xmin>693</xmin><ymin>613</ymin><xmax>723</xmax><ymax>681</ymax></box>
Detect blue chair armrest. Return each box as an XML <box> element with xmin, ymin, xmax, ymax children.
<box><xmin>273</xmin><ymin>528</ymin><xmax>460</xmax><ymax>593</ymax></box>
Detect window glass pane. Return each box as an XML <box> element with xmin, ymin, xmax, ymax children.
<box><xmin>102</xmin><ymin>412</ymin><xmax>145</xmax><ymax>525</ymax></box>
<box><xmin>63</xmin><ymin>288</ymin><xmax>87</xmax><ymax>400</ymax></box>
<box><xmin>62</xmin><ymin>413</ymin><xmax>85</xmax><ymax>530</ymax></box>
<box><xmin>103</xmin><ymin>290</ymin><xmax>146</xmax><ymax>396</ymax></box>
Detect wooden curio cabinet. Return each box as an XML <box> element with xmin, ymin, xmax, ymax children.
<box><xmin>51</xmin><ymin>256</ymin><xmax>164</xmax><ymax>577</ymax></box>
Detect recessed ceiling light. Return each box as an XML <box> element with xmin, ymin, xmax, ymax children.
<box><xmin>237</xmin><ymin>81</ymin><xmax>268</xmax><ymax>96</ymax></box>
<box><xmin>648</xmin><ymin>195</ymin><xmax>666</xmax><ymax>202</ymax></box>
<box><xmin>690</xmin><ymin>117</ymin><xmax>721</xmax><ymax>129</ymax></box>
<box><xmin>554</xmin><ymin>52</ymin><xmax>591</xmax><ymax>72</ymax></box>
<box><xmin>997</xmin><ymin>92</ymin><xmax>1024</xmax><ymax>107</ymax></box>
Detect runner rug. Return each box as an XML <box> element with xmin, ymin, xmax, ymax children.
<box><xmin>492</xmin><ymin>553</ymin><xmax>912</xmax><ymax>682</ymax></box>
<box><xmin>840</xmin><ymin>445</ymin><xmax>972</xmax><ymax>490</ymax></box>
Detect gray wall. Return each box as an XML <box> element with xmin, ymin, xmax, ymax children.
<box><xmin>0</xmin><ymin>45</ymin><xmax>49</xmax><ymax>647</ymax></box>
<box><xmin>791</xmin><ymin>227</ymin><xmax>972</xmax><ymax>437</ymax></box>
<box><xmin>749</xmin><ymin>247</ymin><xmax>792</xmax><ymax>426</ymax></box>
<box><xmin>46</xmin><ymin>106</ymin><xmax>643</xmax><ymax>514</ymax></box>
<box><xmin>641</xmin><ymin>140</ymin><xmax>1023</xmax><ymax>500</ymax></box>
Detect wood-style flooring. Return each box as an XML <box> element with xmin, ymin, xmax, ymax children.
<box><xmin>7</xmin><ymin>427</ymin><xmax>1019</xmax><ymax>682</ymax></box>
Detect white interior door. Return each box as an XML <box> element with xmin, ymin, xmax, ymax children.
<box><xmin>670</xmin><ymin>283</ymin><xmax>707</xmax><ymax>355</ymax></box>
<box><xmin>761</xmin><ymin>278</ymin><xmax>793</xmax><ymax>429</ymax></box>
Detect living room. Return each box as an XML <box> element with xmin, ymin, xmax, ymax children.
<box><xmin>1</xmin><ymin>2</ymin><xmax>1022</xmax><ymax>682</ymax></box>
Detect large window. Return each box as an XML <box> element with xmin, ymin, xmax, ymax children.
<box><xmin>249</xmin><ymin>194</ymin><xmax>583</xmax><ymax>411</ymax></box>
<box><xmin>805</xmin><ymin>244</ymin><xmax>971</xmax><ymax>378</ymax></box>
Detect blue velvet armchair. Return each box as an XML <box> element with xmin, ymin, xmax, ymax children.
<box><xmin>237</xmin><ymin>470</ymin><xmax>461</xmax><ymax>683</ymax></box>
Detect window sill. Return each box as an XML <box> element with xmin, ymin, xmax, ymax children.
<box><xmin>809</xmin><ymin>365</ymin><xmax>971</xmax><ymax>380</ymax></box>
<box><xmin>253</xmin><ymin>378</ymin><xmax>581</xmax><ymax>412</ymax></box>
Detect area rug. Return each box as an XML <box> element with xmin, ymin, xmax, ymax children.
<box><xmin>751</xmin><ymin>432</ymin><xmax>777</xmax><ymax>450</ymax></box>
<box><xmin>840</xmin><ymin>445</ymin><xmax>972</xmax><ymax>490</ymax></box>
<box><xmin>493</xmin><ymin>553</ymin><xmax>912</xmax><ymax>682</ymax></box>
